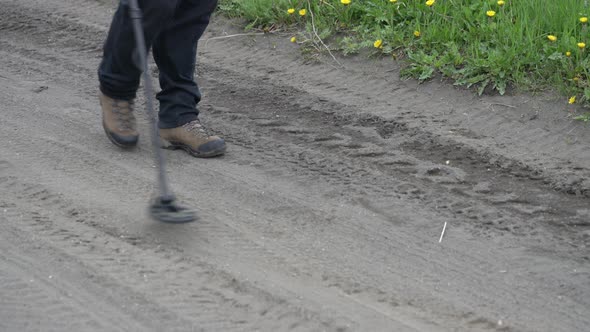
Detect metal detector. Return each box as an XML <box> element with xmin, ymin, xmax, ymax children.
<box><xmin>127</xmin><ymin>0</ymin><xmax>196</xmax><ymax>223</ymax></box>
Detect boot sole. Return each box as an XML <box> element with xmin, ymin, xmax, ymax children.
<box><xmin>102</xmin><ymin>120</ymin><xmax>138</xmax><ymax>148</ymax></box>
<box><xmin>161</xmin><ymin>140</ymin><xmax>226</xmax><ymax>158</ymax></box>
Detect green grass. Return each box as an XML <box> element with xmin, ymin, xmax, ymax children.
<box><xmin>218</xmin><ymin>0</ymin><xmax>590</xmax><ymax>108</ymax></box>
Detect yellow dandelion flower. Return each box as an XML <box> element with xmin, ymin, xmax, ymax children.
<box><xmin>486</xmin><ymin>10</ymin><xmax>496</xmax><ymax>17</ymax></box>
<box><xmin>290</xmin><ymin>36</ymin><xmax>297</xmax><ymax>43</ymax></box>
<box><xmin>299</xmin><ymin>9</ymin><xmax>306</xmax><ymax>16</ymax></box>
<box><xmin>497</xmin><ymin>0</ymin><xmax>505</xmax><ymax>5</ymax></box>
<box><xmin>426</xmin><ymin>0</ymin><xmax>435</xmax><ymax>7</ymax></box>
<box><xmin>569</xmin><ymin>96</ymin><xmax>576</xmax><ymax>104</ymax></box>
<box><xmin>581</xmin><ymin>17</ymin><xmax>589</xmax><ymax>23</ymax></box>
<box><xmin>547</xmin><ymin>35</ymin><xmax>557</xmax><ymax>42</ymax></box>
<box><xmin>414</xmin><ymin>30</ymin><xmax>421</xmax><ymax>37</ymax></box>
<box><xmin>390</xmin><ymin>0</ymin><xmax>397</xmax><ymax>2</ymax></box>
<box><xmin>573</xmin><ymin>76</ymin><xmax>580</xmax><ymax>82</ymax></box>
<box><xmin>578</xmin><ymin>42</ymin><xmax>586</xmax><ymax>49</ymax></box>
<box><xmin>566</xmin><ymin>51</ymin><xmax>572</xmax><ymax>57</ymax></box>
<box><xmin>374</xmin><ymin>39</ymin><xmax>383</xmax><ymax>48</ymax></box>
<box><xmin>287</xmin><ymin>8</ymin><xmax>295</xmax><ymax>14</ymax></box>
<box><xmin>341</xmin><ymin>0</ymin><xmax>351</xmax><ymax>5</ymax></box>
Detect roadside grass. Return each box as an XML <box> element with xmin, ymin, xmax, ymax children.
<box><xmin>218</xmin><ymin>0</ymin><xmax>590</xmax><ymax>115</ymax></box>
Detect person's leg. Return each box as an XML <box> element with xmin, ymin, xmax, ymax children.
<box><xmin>152</xmin><ymin>0</ymin><xmax>217</xmax><ymax>128</ymax></box>
<box><xmin>98</xmin><ymin>0</ymin><xmax>180</xmax><ymax>147</ymax></box>
<box><xmin>98</xmin><ymin>0</ymin><xmax>180</xmax><ymax>100</ymax></box>
<box><xmin>154</xmin><ymin>0</ymin><xmax>225</xmax><ymax>157</ymax></box>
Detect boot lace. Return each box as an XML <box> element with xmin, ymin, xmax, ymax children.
<box><xmin>183</xmin><ymin>119</ymin><xmax>210</xmax><ymax>138</ymax></box>
<box><xmin>111</xmin><ymin>100</ymin><xmax>135</xmax><ymax>131</ymax></box>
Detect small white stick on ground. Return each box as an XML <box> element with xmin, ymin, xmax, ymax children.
<box><xmin>439</xmin><ymin>222</ymin><xmax>447</xmax><ymax>243</ymax></box>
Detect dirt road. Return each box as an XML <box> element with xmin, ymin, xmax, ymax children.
<box><xmin>1</xmin><ymin>0</ymin><xmax>589</xmax><ymax>331</ymax></box>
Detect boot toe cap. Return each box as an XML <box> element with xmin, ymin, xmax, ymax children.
<box><xmin>109</xmin><ymin>131</ymin><xmax>139</xmax><ymax>147</ymax></box>
<box><xmin>197</xmin><ymin>138</ymin><xmax>226</xmax><ymax>156</ymax></box>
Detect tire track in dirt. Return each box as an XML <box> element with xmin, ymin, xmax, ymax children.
<box><xmin>201</xmin><ymin>20</ymin><xmax>590</xmax><ymax>197</ymax></box>
<box><xmin>0</xmin><ymin>175</ymin><xmax>195</xmax><ymax>332</ymax></box>
<box><xmin>200</xmin><ymin>70</ymin><xmax>589</xmax><ymax>242</ymax></box>
<box><xmin>0</xmin><ymin>169</ymin><xmax>350</xmax><ymax>331</ymax></box>
<box><xmin>0</xmin><ymin>88</ymin><xmax>366</xmax><ymax>330</ymax></box>
<box><xmin>0</xmin><ymin>242</ymin><xmax>141</xmax><ymax>332</ymax></box>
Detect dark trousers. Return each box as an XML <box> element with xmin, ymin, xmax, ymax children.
<box><xmin>98</xmin><ymin>0</ymin><xmax>217</xmax><ymax>128</ymax></box>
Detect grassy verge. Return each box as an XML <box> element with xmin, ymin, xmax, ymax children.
<box><xmin>218</xmin><ymin>0</ymin><xmax>590</xmax><ymax>118</ymax></box>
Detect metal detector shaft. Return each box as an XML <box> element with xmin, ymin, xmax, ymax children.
<box><xmin>127</xmin><ymin>0</ymin><xmax>173</xmax><ymax>201</ymax></box>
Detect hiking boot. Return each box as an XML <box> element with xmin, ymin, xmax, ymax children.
<box><xmin>100</xmin><ymin>93</ymin><xmax>139</xmax><ymax>148</ymax></box>
<box><xmin>159</xmin><ymin>119</ymin><xmax>226</xmax><ymax>158</ymax></box>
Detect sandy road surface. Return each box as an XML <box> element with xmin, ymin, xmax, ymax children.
<box><xmin>1</xmin><ymin>0</ymin><xmax>589</xmax><ymax>331</ymax></box>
